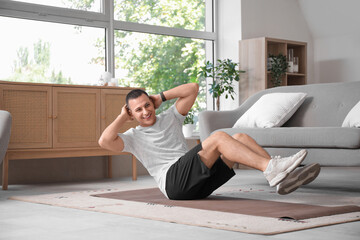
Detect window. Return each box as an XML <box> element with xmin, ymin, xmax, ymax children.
<box><xmin>0</xmin><ymin>17</ymin><xmax>105</xmax><ymax>85</ymax></box>
<box><xmin>0</xmin><ymin>0</ymin><xmax>215</xmax><ymax>111</ymax></box>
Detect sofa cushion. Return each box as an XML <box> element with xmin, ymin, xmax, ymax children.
<box><xmin>233</xmin><ymin>92</ymin><xmax>307</xmax><ymax>128</ymax></box>
<box><xmin>342</xmin><ymin>100</ymin><xmax>360</xmax><ymax>128</ymax></box>
<box><xmin>214</xmin><ymin>127</ymin><xmax>360</xmax><ymax>149</ymax></box>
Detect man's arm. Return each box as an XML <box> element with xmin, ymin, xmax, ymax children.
<box><xmin>98</xmin><ymin>105</ymin><xmax>132</xmax><ymax>152</ymax></box>
<box><xmin>154</xmin><ymin>83</ymin><xmax>199</xmax><ymax>116</ymax></box>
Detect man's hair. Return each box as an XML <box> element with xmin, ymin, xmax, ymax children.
<box><xmin>126</xmin><ymin>89</ymin><xmax>149</xmax><ymax>107</ymax></box>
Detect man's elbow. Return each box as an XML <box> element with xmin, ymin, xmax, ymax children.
<box><xmin>98</xmin><ymin>137</ymin><xmax>106</xmax><ymax>148</ymax></box>
<box><xmin>190</xmin><ymin>82</ymin><xmax>199</xmax><ymax>94</ymax></box>
<box><xmin>98</xmin><ymin>136</ymin><xmax>124</xmax><ymax>152</ymax></box>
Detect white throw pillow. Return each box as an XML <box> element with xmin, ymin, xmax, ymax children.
<box><xmin>342</xmin><ymin>101</ymin><xmax>360</xmax><ymax>128</ymax></box>
<box><xmin>233</xmin><ymin>92</ymin><xmax>307</xmax><ymax>128</ymax></box>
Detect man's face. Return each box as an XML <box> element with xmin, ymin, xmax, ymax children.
<box><xmin>128</xmin><ymin>94</ymin><xmax>156</xmax><ymax>127</ymax></box>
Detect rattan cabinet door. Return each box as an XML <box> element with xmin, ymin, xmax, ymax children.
<box><xmin>53</xmin><ymin>87</ymin><xmax>100</xmax><ymax>148</ymax></box>
<box><xmin>100</xmin><ymin>89</ymin><xmax>138</xmax><ymax>133</ymax></box>
<box><xmin>0</xmin><ymin>84</ymin><xmax>52</xmax><ymax>149</ymax></box>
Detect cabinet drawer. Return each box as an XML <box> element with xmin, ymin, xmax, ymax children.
<box><xmin>53</xmin><ymin>87</ymin><xmax>100</xmax><ymax>148</ymax></box>
<box><xmin>0</xmin><ymin>84</ymin><xmax>52</xmax><ymax>149</ymax></box>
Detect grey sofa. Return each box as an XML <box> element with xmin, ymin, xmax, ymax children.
<box><xmin>199</xmin><ymin>82</ymin><xmax>360</xmax><ymax>166</ymax></box>
<box><xmin>0</xmin><ymin>110</ymin><xmax>12</xmax><ymax>165</ymax></box>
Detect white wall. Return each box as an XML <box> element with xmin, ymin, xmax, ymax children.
<box><xmin>298</xmin><ymin>0</ymin><xmax>360</xmax><ymax>83</ymax></box>
<box><xmin>217</xmin><ymin>0</ymin><xmax>314</xmax><ymax>110</ymax></box>
<box><xmin>241</xmin><ymin>0</ymin><xmax>314</xmax><ymax>85</ymax></box>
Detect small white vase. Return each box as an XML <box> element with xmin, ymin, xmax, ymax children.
<box><xmin>182</xmin><ymin>124</ymin><xmax>195</xmax><ymax>138</ymax></box>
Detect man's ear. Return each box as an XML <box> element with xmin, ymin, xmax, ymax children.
<box><xmin>125</xmin><ymin>104</ymin><xmax>133</xmax><ymax>116</ymax></box>
<box><xmin>127</xmin><ymin>108</ymin><xmax>135</xmax><ymax>121</ymax></box>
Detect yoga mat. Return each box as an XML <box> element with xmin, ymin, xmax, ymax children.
<box><xmin>93</xmin><ymin>187</ymin><xmax>360</xmax><ymax>220</ymax></box>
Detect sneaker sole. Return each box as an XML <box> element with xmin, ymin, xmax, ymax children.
<box><xmin>277</xmin><ymin>163</ymin><xmax>321</xmax><ymax>195</ymax></box>
<box><xmin>269</xmin><ymin>150</ymin><xmax>308</xmax><ymax>187</ymax></box>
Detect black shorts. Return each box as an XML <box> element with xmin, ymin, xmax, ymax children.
<box><xmin>165</xmin><ymin>143</ymin><xmax>235</xmax><ymax>200</ymax></box>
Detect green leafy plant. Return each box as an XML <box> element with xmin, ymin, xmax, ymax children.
<box><xmin>183</xmin><ymin>110</ymin><xmax>194</xmax><ymax>125</ymax></box>
<box><xmin>269</xmin><ymin>53</ymin><xmax>288</xmax><ymax>87</ymax></box>
<box><xmin>199</xmin><ymin>59</ymin><xmax>245</xmax><ymax>111</ymax></box>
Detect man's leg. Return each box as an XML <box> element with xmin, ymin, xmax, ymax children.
<box><xmin>231</xmin><ymin>133</ymin><xmax>320</xmax><ymax>194</ymax></box>
<box><xmin>219</xmin><ymin>133</ymin><xmax>271</xmax><ymax>170</ymax></box>
<box><xmin>198</xmin><ymin>131</ymin><xmax>270</xmax><ymax>171</ymax></box>
<box><xmin>198</xmin><ymin>131</ymin><xmax>307</xmax><ymax>187</ymax></box>
<box><xmin>231</xmin><ymin>133</ymin><xmax>271</xmax><ymax>158</ymax></box>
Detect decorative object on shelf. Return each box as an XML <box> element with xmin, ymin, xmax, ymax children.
<box><xmin>293</xmin><ymin>57</ymin><xmax>299</xmax><ymax>73</ymax></box>
<box><xmin>287</xmin><ymin>49</ymin><xmax>294</xmax><ymax>73</ymax></box>
<box><xmin>267</xmin><ymin>57</ymin><xmax>274</xmax><ymax>71</ymax></box>
<box><xmin>269</xmin><ymin>53</ymin><xmax>288</xmax><ymax>87</ymax></box>
<box><xmin>199</xmin><ymin>59</ymin><xmax>245</xmax><ymax>111</ymax></box>
<box><xmin>182</xmin><ymin>110</ymin><xmax>195</xmax><ymax>138</ymax></box>
<box><xmin>109</xmin><ymin>78</ymin><xmax>119</xmax><ymax>86</ymax></box>
<box><xmin>99</xmin><ymin>72</ymin><xmax>112</xmax><ymax>86</ymax></box>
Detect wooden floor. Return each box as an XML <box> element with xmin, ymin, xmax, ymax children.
<box><xmin>0</xmin><ymin>167</ymin><xmax>359</xmax><ymax>240</ymax></box>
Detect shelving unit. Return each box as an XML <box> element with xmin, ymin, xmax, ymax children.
<box><xmin>238</xmin><ymin>37</ymin><xmax>307</xmax><ymax>103</ymax></box>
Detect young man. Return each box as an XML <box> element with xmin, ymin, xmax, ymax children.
<box><xmin>98</xmin><ymin>83</ymin><xmax>320</xmax><ymax>200</ymax></box>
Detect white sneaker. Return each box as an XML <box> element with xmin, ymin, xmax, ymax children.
<box><xmin>276</xmin><ymin>163</ymin><xmax>321</xmax><ymax>195</ymax></box>
<box><xmin>264</xmin><ymin>149</ymin><xmax>308</xmax><ymax>187</ymax></box>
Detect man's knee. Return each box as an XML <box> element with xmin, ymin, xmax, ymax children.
<box><xmin>210</xmin><ymin>131</ymin><xmax>231</xmax><ymax>142</ymax></box>
<box><xmin>209</xmin><ymin>132</ymin><xmax>253</xmax><ymax>145</ymax></box>
<box><xmin>232</xmin><ymin>133</ymin><xmax>251</xmax><ymax>142</ymax></box>
<box><xmin>202</xmin><ymin>131</ymin><xmax>231</xmax><ymax>150</ymax></box>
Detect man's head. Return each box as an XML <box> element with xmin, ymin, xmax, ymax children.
<box><xmin>126</xmin><ymin>89</ymin><xmax>156</xmax><ymax>127</ymax></box>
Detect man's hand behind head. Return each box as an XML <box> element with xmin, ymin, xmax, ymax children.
<box><xmin>121</xmin><ymin>104</ymin><xmax>134</xmax><ymax>122</ymax></box>
<box><xmin>149</xmin><ymin>94</ymin><xmax>162</xmax><ymax>110</ymax></box>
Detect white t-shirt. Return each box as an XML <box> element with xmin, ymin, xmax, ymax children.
<box><xmin>118</xmin><ymin>105</ymin><xmax>188</xmax><ymax>198</ymax></box>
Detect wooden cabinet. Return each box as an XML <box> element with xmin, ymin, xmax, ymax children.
<box><xmin>0</xmin><ymin>81</ymin><xmax>139</xmax><ymax>190</ymax></box>
<box><xmin>239</xmin><ymin>37</ymin><xmax>307</xmax><ymax>103</ymax></box>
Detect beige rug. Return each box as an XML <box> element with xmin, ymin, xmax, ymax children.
<box><xmin>10</xmin><ymin>187</ymin><xmax>360</xmax><ymax>235</ymax></box>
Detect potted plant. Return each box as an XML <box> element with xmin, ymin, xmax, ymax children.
<box><xmin>268</xmin><ymin>53</ymin><xmax>288</xmax><ymax>87</ymax></box>
<box><xmin>182</xmin><ymin>110</ymin><xmax>195</xmax><ymax>138</ymax></box>
<box><xmin>199</xmin><ymin>59</ymin><xmax>245</xmax><ymax>111</ymax></box>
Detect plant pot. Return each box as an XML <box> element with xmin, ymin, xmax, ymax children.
<box><xmin>182</xmin><ymin>124</ymin><xmax>195</xmax><ymax>138</ymax></box>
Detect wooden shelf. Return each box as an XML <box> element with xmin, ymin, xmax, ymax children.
<box><xmin>287</xmin><ymin>73</ymin><xmax>306</xmax><ymax>76</ymax></box>
<box><xmin>239</xmin><ymin>37</ymin><xmax>307</xmax><ymax>103</ymax></box>
<box><xmin>267</xmin><ymin>72</ymin><xmax>306</xmax><ymax>76</ymax></box>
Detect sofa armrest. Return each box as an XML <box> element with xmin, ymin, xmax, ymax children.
<box><xmin>0</xmin><ymin>110</ymin><xmax>12</xmax><ymax>165</ymax></box>
<box><xmin>199</xmin><ymin>109</ymin><xmax>240</xmax><ymax>141</ymax></box>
